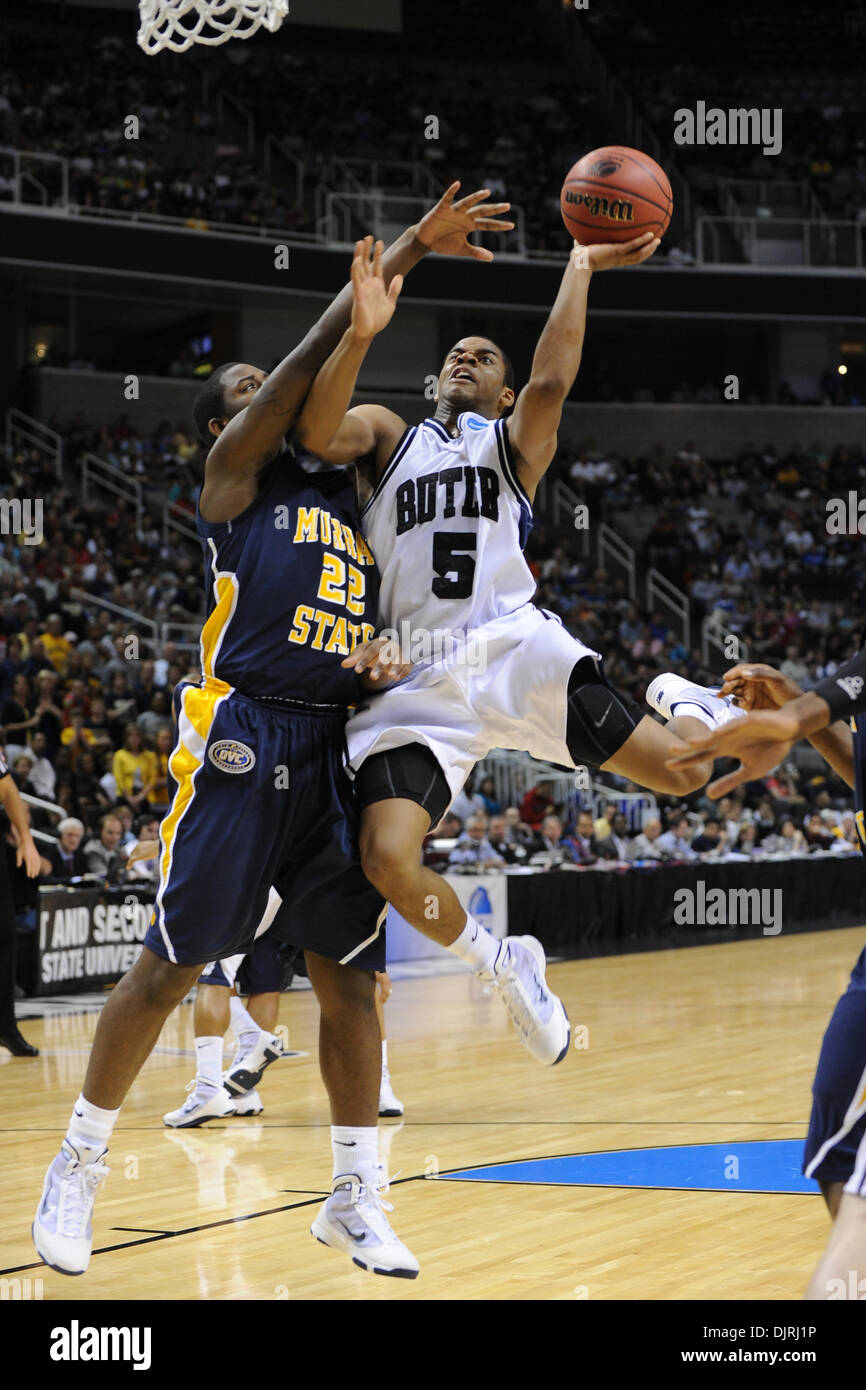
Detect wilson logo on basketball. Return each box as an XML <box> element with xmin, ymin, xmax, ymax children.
<box><xmin>564</xmin><ymin>190</ymin><xmax>635</xmax><ymax>223</ymax></box>
<box><xmin>208</xmin><ymin>740</ymin><xmax>256</xmax><ymax>774</ymax></box>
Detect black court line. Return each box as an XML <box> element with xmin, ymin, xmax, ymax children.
<box><xmin>1</xmin><ymin>1173</ymin><xmax>432</xmax><ymax>1277</ymax></box>
<box><xmin>111</xmin><ymin>1227</ymin><xmax>175</xmax><ymax>1235</ymax></box>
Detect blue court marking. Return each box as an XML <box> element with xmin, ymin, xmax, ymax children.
<box><xmin>442</xmin><ymin>1140</ymin><xmax>817</xmax><ymax>1195</ymax></box>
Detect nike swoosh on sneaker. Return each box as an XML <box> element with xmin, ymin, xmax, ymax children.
<box><xmin>336</xmin><ymin>1220</ymin><xmax>367</xmax><ymax>1243</ymax></box>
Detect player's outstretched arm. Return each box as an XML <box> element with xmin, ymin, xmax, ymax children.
<box><xmin>507</xmin><ymin>233</ymin><xmax>659</xmax><ymax>500</ymax></box>
<box><xmin>665</xmin><ymin>643</ymin><xmax>866</xmax><ymax>796</ymax></box>
<box><xmin>296</xmin><ymin>237</ymin><xmax>408</xmax><ymax>469</ymax></box>
<box><xmin>720</xmin><ymin>662</ymin><xmax>855</xmax><ymax>789</ymax></box>
<box><xmin>210</xmin><ymin>184</ymin><xmax>513</xmax><ymax>479</ymax></box>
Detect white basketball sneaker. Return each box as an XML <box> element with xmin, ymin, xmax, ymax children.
<box><xmin>646</xmin><ymin>673</ymin><xmax>746</xmax><ymax>729</ymax></box>
<box><xmin>32</xmin><ymin>1139</ymin><xmax>109</xmax><ymax>1275</ymax></box>
<box><xmin>223</xmin><ymin>1030</ymin><xmax>286</xmax><ymax>1096</ymax></box>
<box><xmin>311</xmin><ymin>1170</ymin><xmax>419</xmax><ymax>1279</ymax></box>
<box><xmin>164</xmin><ymin>1078</ymin><xmax>237</xmax><ymax>1128</ymax></box>
<box><xmin>378</xmin><ymin>1067</ymin><xmax>404</xmax><ymax>1118</ymax></box>
<box><xmin>233</xmin><ymin>1088</ymin><xmax>263</xmax><ymax>1116</ymax></box>
<box><xmin>482</xmin><ymin>936</ymin><xmax>570</xmax><ymax>1066</ymax></box>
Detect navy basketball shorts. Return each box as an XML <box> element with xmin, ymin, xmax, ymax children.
<box><xmin>144</xmin><ymin>681</ymin><xmax>385</xmax><ymax>973</ymax></box>
<box><xmin>199</xmin><ymin>932</ymin><xmax>290</xmax><ymax>994</ymax></box>
<box><xmin>803</xmin><ymin>943</ymin><xmax>866</xmax><ymax>1195</ymax></box>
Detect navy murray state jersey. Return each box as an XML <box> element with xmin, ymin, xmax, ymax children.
<box><xmin>196</xmin><ymin>455</ymin><xmax>378</xmax><ymax>704</ymax></box>
<box><xmin>852</xmin><ymin>713</ymin><xmax>866</xmax><ymax>852</ymax></box>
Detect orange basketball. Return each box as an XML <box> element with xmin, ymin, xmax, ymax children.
<box><xmin>560</xmin><ymin>145</ymin><xmax>673</xmax><ymax>245</ymax></box>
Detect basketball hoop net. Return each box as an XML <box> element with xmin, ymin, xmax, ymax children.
<box><xmin>137</xmin><ymin>0</ymin><xmax>289</xmax><ymax>54</ymax></box>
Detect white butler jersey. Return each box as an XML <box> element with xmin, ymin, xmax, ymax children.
<box><xmin>361</xmin><ymin>412</ymin><xmax>534</xmax><ymax>638</ymax></box>
<box><xmin>346</xmin><ymin>408</ymin><xmax>602</xmax><ymax>804</ymax></box>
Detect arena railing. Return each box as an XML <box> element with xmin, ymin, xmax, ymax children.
<box><xmin>4</xmin><ymin>408</ymin><xmax>63</xmax><ymax>481</ymax></box>
<box><xmin>162</xmin><ymin>501</ymin><xmax>200</xmax><ymax>550</ymax></box>
<box><xmin>647</xmin><ymin>569</ymin><xmax>690</xmax><ymax>652</ymax></box>
<box><xmin>68</xmin><ymin>588</ymin><xmax>159</xmax><ymax>646</ymax></box>
<box><xmin>80</xmin><ymin>454</ymin><xmax>143</xmax><ymax>528</ymax></box>
<box><xmin>696</xmin><ymin>215</ymin><xmax>864</xmax><ymax>268</ymax></box>
<box><xmin>598</xmin><ymin>522</ymin><xmax>637</xmax><ymax>600</ymax></box>
<box><xmin>474</xmin><ymin>749</ymin><xmax>657</xmax><ymax>832</ymax></box>
<box><xmin>701</xmin><ymin>612</ymin><xmax>750</xmax><ymax>673</ymax></box>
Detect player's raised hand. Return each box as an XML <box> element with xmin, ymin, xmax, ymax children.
<box><xmin>665</xmin><ymin>706</ymin><xmax>802</xmax><ymax>798</ymax></box>
<box><xmin>718</xmin><ymin>663</ymin><xmax>804</xmax><ymax>712</ymax></box>
<box><xmin>575</xmin><ymin>232</ymin><xmax>660</xmax><ymax>271</ymax></box>
<box><xmin>350</xmin><ymin>237</ymin><xmax>403</xmax><ymax>341</ymax></box>
<box><xmin>415</xmin><ymin>182</ymin><xmax>515</xmax><ymax>261</ymax></box>
<box><xmin>342</xmin><ymin>635</ymin><xmax>413</xmax><ymax>691</ymax></box>
<box><xmin>127</xmin><ymin>838</ymin><xmax>159</xmax><ymax>865</ymax></box>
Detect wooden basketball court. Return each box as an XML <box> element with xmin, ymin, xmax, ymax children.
<box><xmin>1</xmin><ymin>926</ymin><xmax>858</xmax><ymax>1301</ymax></box>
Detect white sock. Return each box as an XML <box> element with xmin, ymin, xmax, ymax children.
<box><xmin>449</xmin><ymin>914</ymin><xmax>500</xmax><ymax>973</ymax></box>
<box><xmin>229</xmin><ymin>994</ymin><xmax>260</xmax><ymax>1041</ymax></box>
<box><xmin>67</xmin><ymin>1093</ymin><xmax>119</xmax><ymax>1155</ymax></box>
<box><xmin>194</xmin><ymin>1035</ymin><xmax>224</xmax><ymax>1090</ymax></box>
<box><xmin>331</xmin><ymin>1124</ymin><xmax>379</xmax><ymax>1184</ymax></box>
<box><xmin>381</xmin><ymin>1039</ymin><xmax>389</xmax><ymax>1073</ymax></box>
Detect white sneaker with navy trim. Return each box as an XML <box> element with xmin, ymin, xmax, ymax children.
<box><xmin>164</xmin><ymin>1078</ymin><xmax>236</xmax><ymax>1128</ymax></box>
<box><xmin>646</xmin><ymin>673</ymin><xmax>746</xmax><ymax>730</ymax></box>
<box><xmin>483</xmin><ymin>935</ymin><xmax>570</xmax><ymax>1066</ymax></box>
<box><xmin>223</xmin><ymin>1031</ymin><xmax>286</xmax><ymax>1096</ymax></box>
<box><xmin>311</xmin><ymin>1170</ymin><xmax>419</xmax><ymax>1278</ymax></box>
<box><xmin>33</xmin><ymin>1139</ymin><xmax>109</xmax><ymax>1275</ymax></box>
<box><xmin>233</xmin><ymin>1088</ymin><xmax>263</xmax><ymax>1116</ymax></box>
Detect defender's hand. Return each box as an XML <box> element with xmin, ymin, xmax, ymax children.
<box><xmin>718</xmin><ymin>663</ymin><xmax>804</xmax><ymax>712</ymax></box>
<box><xmin>350</xmin><ymin>237</ymin><xmax>403</xmax><ymax>341</ymax></box>
<box><xmin>666</xmin><ymin>707</ymin><xmax>802</xmax><ymax>798</ymax></box>
<box><xmin>416</xmin><ymin>182</ymin><xmax>514</xmax><ymax>261</ymax></box>
<box><xmin>342</xmin><ymin>636</ymin><xmax>413</xmax><ymax>691</ymax></box>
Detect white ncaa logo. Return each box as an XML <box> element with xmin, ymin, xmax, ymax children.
<box><xmin>208</xmin><ymin>740</ymin><xmax>256</xmax><ymax>774</ymax></box>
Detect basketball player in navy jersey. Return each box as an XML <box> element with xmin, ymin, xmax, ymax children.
<box><xmin>33</xmin><ymin>185</ymin><xmax>513</xmax><ymax>1282</ymax></box>
<box><xmin>295</xmin><ymin>232</ymin><xmax>720</xmax><ymax>1068</ymax></box>
<box><xmin>666</xmin><ymin>653</ymin><xmax>866</xmax><ymax>1298</ymax></box>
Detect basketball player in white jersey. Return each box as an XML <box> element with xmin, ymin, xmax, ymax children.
<box><xmin>296</xmin><ymin>235</ymin><xmax>719</xmax><ymax>1067</ymax></box>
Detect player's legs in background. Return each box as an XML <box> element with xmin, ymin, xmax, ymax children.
<box><xmin>304</xmin><ymin>950</ymin><xmax>418</xmax><ymax>1277</ymax></box>
<box><xmin>164</xmin><ymin>973</ymin><xmax>238</xmax><ymax>1127</ymax></box>
<box><xmin>34</xmin><ymin>947</ymin><xmax>202</xmax><ymax>1273</ymax></box>
<box><xmin>223</xmin><ymin>989</ymin><xmax>283</xmax><ymax>1115</ymax></box>
<box><xmin>374</xmin><ymin>971</ymin><xmax>403</xmax><ymax>1117</ymax></box>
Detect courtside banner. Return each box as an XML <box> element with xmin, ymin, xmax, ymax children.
<box><xmin>386</xmin><ymin>872</ymin><xmax>508</xmax><ymax>963</ymax></box>
<box><xmin>34</xmin><ymin>888</ymin><xmax>155</xmax><ymax>995</ymax></box>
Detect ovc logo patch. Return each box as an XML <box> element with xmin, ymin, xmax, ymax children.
<box><xmin>208</xmin><ymin>740</ymin><xmax>256</xmax><ymax>774</ymax></box>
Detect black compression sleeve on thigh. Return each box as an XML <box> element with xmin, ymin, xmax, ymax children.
<box><xmin>565</xmin><ymin>659</ymin><xmax>644</xmax><ymax>767</ymax></box>
<box><xmin>354</xmin><ymin>743</ymin><xmax>451</xmax><ymax>827</ymax></box>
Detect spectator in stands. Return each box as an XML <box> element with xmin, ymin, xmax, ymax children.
<box><xmin>147</xmin><ymin>725</ymin><xmax>173</xmax><ymax>811</ymax></box>
<box><xmin>593</xmin><ymin>801</ymin><xmax>618</xmax><ymax>839</ymax></box>
<box><xmin>691</xmin><ymin>816</ymin><xmax>725</xmax><ymax>855</ymax></box>
<box><xmin>596</xmin><ymin>811</ymin><xmax>633</xmax><ymax>862</ymax></box>
<box><xmin>448</xmin><ymin>813</ymin><xmax>505</xmax><ymax>869</ymax></box>
<box><xmin>73</xmin><ymin>749</ymin><xmax>112</xmax><ymax>825</ymax></box>
<box><xmin>25</xmin><ymin>732</ymin><xmax>56</xmax><ymax>801</ymax></box>
<box><xmin>528</xmin><ymin>813</ymin><xmax>580</xmax><ymax>867</ymax></box>
<box><xmin>112</xmin><ymin>724</ymin><xmax>156</xmax><ymax>812</ymax></box>
<box><xmin>805</xmin><ymin>812</ymin><xmax>837</xmax><ymax>851</ymax></box>
<box><xmin>83</xmin><ymin>812</ymin><xmax>125</xmax><ymax>884</ymax></box>
<box><xmin>2</xmin><ymin>673</ymin><xmax>35</xmax><ymax>747</ymax></box>
<box><xmin>761</xmin><ymin>817</ymin><xmax>807</xmax><ymax>854</ymax></box>
<box><xmin>450</xmin><ymin>771</ymin><xmax>485</xmax><ymax>825</ymax></box>
<box><xmin>44</xmin><ymin>818</ymin><xmax>89</xmax><ymax>881</ymax></box>
<box><xmin>656</xmin><ymin>814</ymin><xmax>698</xmax><ymax>860</ymax></box>
<box><xmin>39</xmin><ymin>614</ymin><xmax>72</xmax><ymax>675</ymax></box>
<box><xmin>137</xmin><ymin>689</ymin><xmax>172</xmax><ymax>741</ymax></box>
<box><xmin>520</xmin><ymin>779</ymin><xmax>555</xmax><ymax>831</ymax></box>
<box><xmin>487</xmin><ymin>814</ymin><xmax>528</xmax><ymax>865</ymax></box>
<box><xmin>478</xmin><ymin>775</ymin><xmax>501</xmax><ymax>816</ymax></box>
<box><xmin>632</xmin><ymin>816</ymin><xmax>664</xmax><ymax>860</ymax></box>
<box><xmin>570</xmin><ymin>809</ymin><xmax>601</xmax><ymax>865</ymax></box>
<box><xmin>32</xmin><ymin>670</ymin><xmax>64</xmax><ymax>757</ymax></box>
<box><xmin>502</xmin><ymin>806</ymin><xmax>536</xmax><ymax>850</ymax></box>
<box><xmin>733</xmin><ymin>823</ymin><xmax>760</xmax><ymax>856</ymax></box>
<box><xmin>125</xmin><ymin>814</ymin><xmax>161</xmax><ymax>881</ymax></box>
